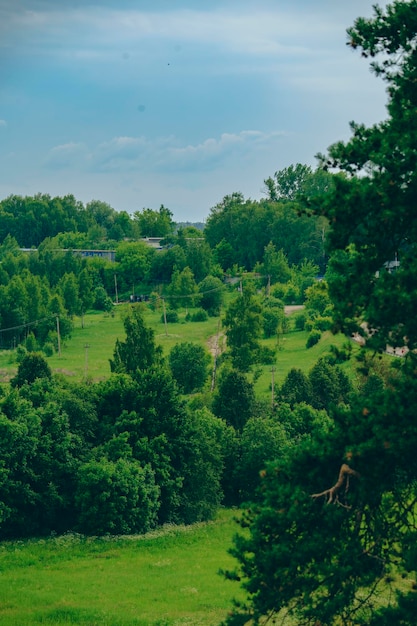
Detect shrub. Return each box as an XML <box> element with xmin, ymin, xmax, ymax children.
<box><xmin>25</xmin><ymin>332</ymin><xmax>38</xmax><ymax>353</ymax></box>
<box><xmin>162</xmin><ymin>310</ymin><xmax>179</xmax><ymax>323</ymax></box>
<box><xmin>93</xmin><ymin>286</ymin><xmax>113</xmax><ymax>312</ymax></box>
<box><xmin>43</xmin><ymin>342</ymin><xmax>54</xmax><ymax>357</ymax></box>
<box><xmin>294</xmin><ymin>312</ymin><xmax>306</xmax><ymax>331</ymax></box>
<box><xmin>306</xmin><ymin>329</ymin><xmax>321</xmax><ymax>348</ymax></box>
<box><xmin>75</xmin><ymin>458</ymin><xmax>160</xmax><ymax>535</ymax></box>
<box><xmin>258</xmin><ymin>345</ymin><xmax>276</xmax><ymax>364</ymax></box>
<box><xmin>190</xmin><ymin>308</ymin><xmax>208</xmax><ymax>322</ymax></box>
<box><xmin>312</xmin><ymin>315</ymin><xmax>332</xmax><ymax>331</ymax></box>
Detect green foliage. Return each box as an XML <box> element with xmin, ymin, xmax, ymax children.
<box><xmin>115</xmin><ymin>240</ymin><xmax>154</xmax><ymax>293</ymax></box>
<box><xmin>188</xmin><ymin>307</ymin><xmax>209</xmax><ymax>322</ymax></box>
<box><xmin>11</xmin><ymin>352</ymin><xmax>52</xmax><ymax>387</ymax></box>
<box><xmin>205</xmin><ymin>191</ymin><xmax>328</xmax><ymax>271</ymax></box>
<box><xmin>93</xmin><ymin>285</ymin><xmax>113</xmax><ymax>311</ymax></box>
<box><xmin>304</xmin><ymin>279</ymin><xmax>331</xmax><ymax>316</ymax></box>
<box><xmin>110</xmin><ymin>305</ymin><xmax>163</xmax><ymax>375</ymax></box>
<box><xmin>169</xmin><ymin>342</ymin><xmax>211</xmax><ymax>393</ymax></box>
<box><xmin>262</xmin><ymin>243</ymin><xmax>291</xmax><ymax>284</ymax></box>
<box><xmin>167</xmin><ymin>266</ymin><xmax>199</xmax><ymax>309</ymax></box>
<box><xmin>198</xmin><ymin>275</ymin><xmax>225</xmax><ymax>316</ymax></box>
<box><xmin>264</xmin><ymin>163</ymin><xmax>332</xmax><ymax>202</ymax></box>
<box><xmin>133</xmin><ymin>204</ymin><xmax>175</xmax><ymax>238</ymax></box>
<box><xmin>235</xmin><ymin>416</ymin><xmax>288</xmax><ymax>502</ymax></box>
<box><xmin>149</xmin><ymin>244</ymin><xmax>187</xmax><ymax>282</ymax></box>
<box><xmin>212</xmin><ymin>368</ymin><xmax>256</xmax><ymax>432</ymax></box>
<box><xmin>177</xmin><ymin>408</ymin><xmax>225</xmax><ymax>523</ymax></box>
<box><xmin>223</xmin><ymin>282</ymin><xmax>263</xmax><ymax>371</ymax></box>
<box><xmin>224</xmin><ymin>4</ymin><xmax>417</xmax><ymax>623</ymax></box>
<box><xmin>262</xmin><ymin>299</ymin><xmax>287</xmax><ymax>339</ymax></box>
<box><xmin>75</xmin><ymin>458</ymin><xmax>159</xmax><ymax>535</ymax></box>
<box><xmin>278</xmin><ymin>367</ymin><xmax>313</xmax><ymax>407</ymax></box>
<box><xmin>308</xmin><ymin>356</ymin><xmax>351</xmax><ymax>411</ymax></box>
<box><xmin>162</xmin><ymin>309</ymin><xmax>179</xmax><ymax>323</ymax></box>
<box><xmin>306</xmin><ymin>328</ymin><xmax>321</xmax><ymax>348</ymax></box>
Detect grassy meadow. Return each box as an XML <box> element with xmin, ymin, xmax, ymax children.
<box><xmin>0</xmin><ymin>301</ymin><xmax>356</xmax><ymax>395</ymax></box>
<box><xmin>0</xmin><ymin>508</ymin><xmax>245</xmax><ymax>626</ymax></box>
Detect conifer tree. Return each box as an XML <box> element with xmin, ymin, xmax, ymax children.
<box><xmin>222</xmin><ymin>3</ymin><xmax>417</xmax><ymax>624</ymax></box>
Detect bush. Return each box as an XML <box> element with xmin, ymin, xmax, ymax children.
<box><xmin>93</xmin><ymin>286</ymin><xmax>113</xmax><ymax>312</ymax></box>
<box><xmin>283</xmin><ymin>283</ymin><xmax>301</xmax><ymax>305</ymax></box>
<box><xmin>43</xmin><ymin>342</ymin><xmax>54</xmax><ymax>357</ymax></box>
<box><xmin>258</xmin><ymin>345</ymin><xmax>276</xmax><ymax>364</ymax></box>
<box><xmin>294</xmin><ymin>312</ymin><xmax>306</xmax><ymax>331</ymax></box>
<box><xmin>75</xmin><ymin>458</ymin><xmax>160</xmax><ymax>535</ymax></box>
<box><xmin>190</xmin><ymin>308</ymin><xmax>208</xmax><ymax>322</ymax></box>
<box><xmin>306</xmin><ymin>329</ymin><xmax>321</xmax><ymax>348</ymax></box>
<box><xmin>312</xmin><ymin>316</ymin><xmax>332</xmax><ymax>331</ymax></box>
<box><xmin>162</xmin><ymin>310</ymin><xmax>179</xmax><ymax>323</ymax></box>
<box><xmin>25</xmin><ymin>332</ymin><xmax>38</xmax><ymax>352</ymax></box>
<box><xmin>15</xmin><ymin>345</ymin><xmax>27</xmax><ymax>363</ymax></box>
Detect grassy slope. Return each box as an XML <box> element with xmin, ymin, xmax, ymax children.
<box><xmin>0</xmin><ymin>509</ymin><xmax>244</xmax><ymax>626</ymax></box>
<box><xmin>0</xmin><ymin>303</ymin><xmax>356</xmax><ymax>395</ymax></box>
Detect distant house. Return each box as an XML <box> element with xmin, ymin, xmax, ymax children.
<box><xmin>141</xmin><ymin>237</ymin><xmax>164</xmax><ymax>250</ymax></box>
<box><xmin>72</xmin><ymin>249</ymin><xmax>116</xmax><ymax>262</ymax></box>
<box><xmin>19</xmin><ymin>248</ymin><xmax>116</xmax><ymax>262</ymax></box>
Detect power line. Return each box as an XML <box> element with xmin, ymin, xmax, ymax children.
<box><xmin>0</xmin><ymin>314</ymin><xmax>56</xmax><ymax>335</ymax></box>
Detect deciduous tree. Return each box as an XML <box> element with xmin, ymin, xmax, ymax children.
<box><xmin>223</xmin><ymin>282</ymin><xmax>263</xmax><ymax>371</ymax></box>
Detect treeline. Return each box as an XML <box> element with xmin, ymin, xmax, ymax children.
<box><xmin>0</xmin><ymin>304</ymin><xmax>355</xmax><ymax>539</ymax></box>
<box><xmin>0</xmin><ymin>162</ymin><xmax>349</xmax><ymax>540</ymax></box>
<box><xmin>0</xmin><ymin>164</ymin><xmax>330</xmax><ymax>351</ymax></box>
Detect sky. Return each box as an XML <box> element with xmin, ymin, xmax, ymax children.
<box><xmin>0</xmin><ymin>0</ymin><xmax>390</xmax><ymax>223</ymax></box>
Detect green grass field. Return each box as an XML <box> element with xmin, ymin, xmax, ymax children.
<box><xmin>0</xmin><ymin>303</ymin><xmax>357</xmax><ymax>395</ymax></box>
<box><xmin>0</xmin><ymin>509</ymin><xmax>244</xmax><ymax>626</ymax></box>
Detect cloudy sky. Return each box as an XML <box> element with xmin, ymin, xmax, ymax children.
<box><xmin>0</xmin><ymin>0</ymin><xmax>390</xmax><ymax>223</ymax></box>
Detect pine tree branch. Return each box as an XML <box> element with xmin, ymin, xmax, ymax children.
<box><xmin>311</xmin><ymin>463</ymin><xmax>360</xmax><ymax>504</ymax></box>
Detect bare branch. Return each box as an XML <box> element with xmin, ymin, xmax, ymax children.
<box><xmin>311</xmin><ymin>464</ymin><xmax>360</xmax><ymax>504</ymax></box>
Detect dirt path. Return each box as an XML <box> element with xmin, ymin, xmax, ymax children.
<box><xmin>207</xmin><ymin>332</ymin><xmax>226</xmax><ymax>358</ymax></box>
<box><xmin>284</xmin><ymin>305</ymin><xmax>304</xmax><ymax>315</ymax></box>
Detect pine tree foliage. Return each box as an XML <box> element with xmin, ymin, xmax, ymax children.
<box><xmin>222</xmin><ymin>3</ymin><xmax>417</xmax><ymax>624</ymax></box>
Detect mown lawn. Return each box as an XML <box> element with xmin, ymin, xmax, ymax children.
<box><xmin>0</xmin><ymin>509</ymin><xmax>244</xmax><ymax>626</ymax></box>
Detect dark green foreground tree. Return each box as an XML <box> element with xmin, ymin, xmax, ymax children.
<box><xmin>222</xmin><ymin>3</ymin><xmax>417</xmax><ymax>625</ymax></box>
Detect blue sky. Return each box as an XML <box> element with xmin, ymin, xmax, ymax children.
<box><xmin>0</xmin><ymin>0</ymin><xmax>389</xmax><ymax>223</ymax></box>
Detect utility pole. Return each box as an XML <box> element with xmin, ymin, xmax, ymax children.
<box><xmin>56</xmin><ymin>316</ymin><xmax>61</xmax><ymax>357</ymax></box>
<box><xmin>162</xmin><ymin>298</ymin><xmax>168</xmax><ymax>336</ymax></box>
<box><xmin>114</xmin><ymin>274</ymin><xmax>119</xmax><ymax>304</ymax></box>
<box><xmin>211</xmin><ymin>317</ymin><xmax>222</xmax><ymax>392</ymax></box>
<box><xmin>271</xmin><ymin>365</ymin><xmax>275</xmax><ymax>409</ymax></box>
<box><xmin>84</xmin><ymin>343</ymin><xmax>90</xmax><ymax>378</ymax></box>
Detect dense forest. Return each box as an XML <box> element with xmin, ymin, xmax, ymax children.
<box><xmin>2</xmin><ymin>1</ymin><xmax>417</xmax><ymax>624</ymax></box>
<box><xmin>0</xmin><ymin>162</ymin><xmax>338</xmax><ymax>540</ymax></box>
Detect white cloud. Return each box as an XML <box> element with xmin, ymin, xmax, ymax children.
<box><xmin>43</xmin><ymin>130</ymin><xmax>286</xmax><ymax>175</ymax></box>
<box><xmin>44</xmin><ymin>142</ymin><xmax>89</xmax><ymax>169</ymax></box>
<box><xmin>0</xmin><ymin>119</ymin><xmax>7</xmax><ymax>127</ymax></box>
<box><xmin>162</xmin><ymin>130</ymin><xmax>286</xmax><ymax>172</ymax></box>
<box><xmin>0</xmin><ymin>5</ymin><xmax>354</xmax><ymax>61</ymax></box>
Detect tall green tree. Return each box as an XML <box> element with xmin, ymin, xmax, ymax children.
<box><xmin>198</xmin><ymin>275</ymin><xmax>225</xmax><ymax>316</ymax></box>
<box><xmin>133</xmin><ymin>205</ymin><xmax>175</xmax><ymax>238</ymax></box>
<box><xmin>168</xmin><ymin>342</ymin><xmax>211</xmax><ymax>394</ymax></box>
<box><xmin>264</xmin><ymin>163</ymin><xmax>313</xmax><ymax>201</ymax></box>
<box><xmin>212</xmin><ymin>368</ymin><xmax>256</xmax><ymax>432</ymax></box>
<box><xmin>222</xmin><ymin>3</ymin><xmax>417</xmax><ymax>625</ymax></box>
<box><xmin>166</xmin><ymin>266</ymin><xmax>199</xmax><ymax>310</ymax></box>
<box><xmin>223</xmin><ymin>282</ymin><xmax>263</xmax><ymax>371</ymax></box>
<box><xmin>110</xmin><ymin>305</ymin><xmax>163</xmax><ymax>375</ymax></box>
